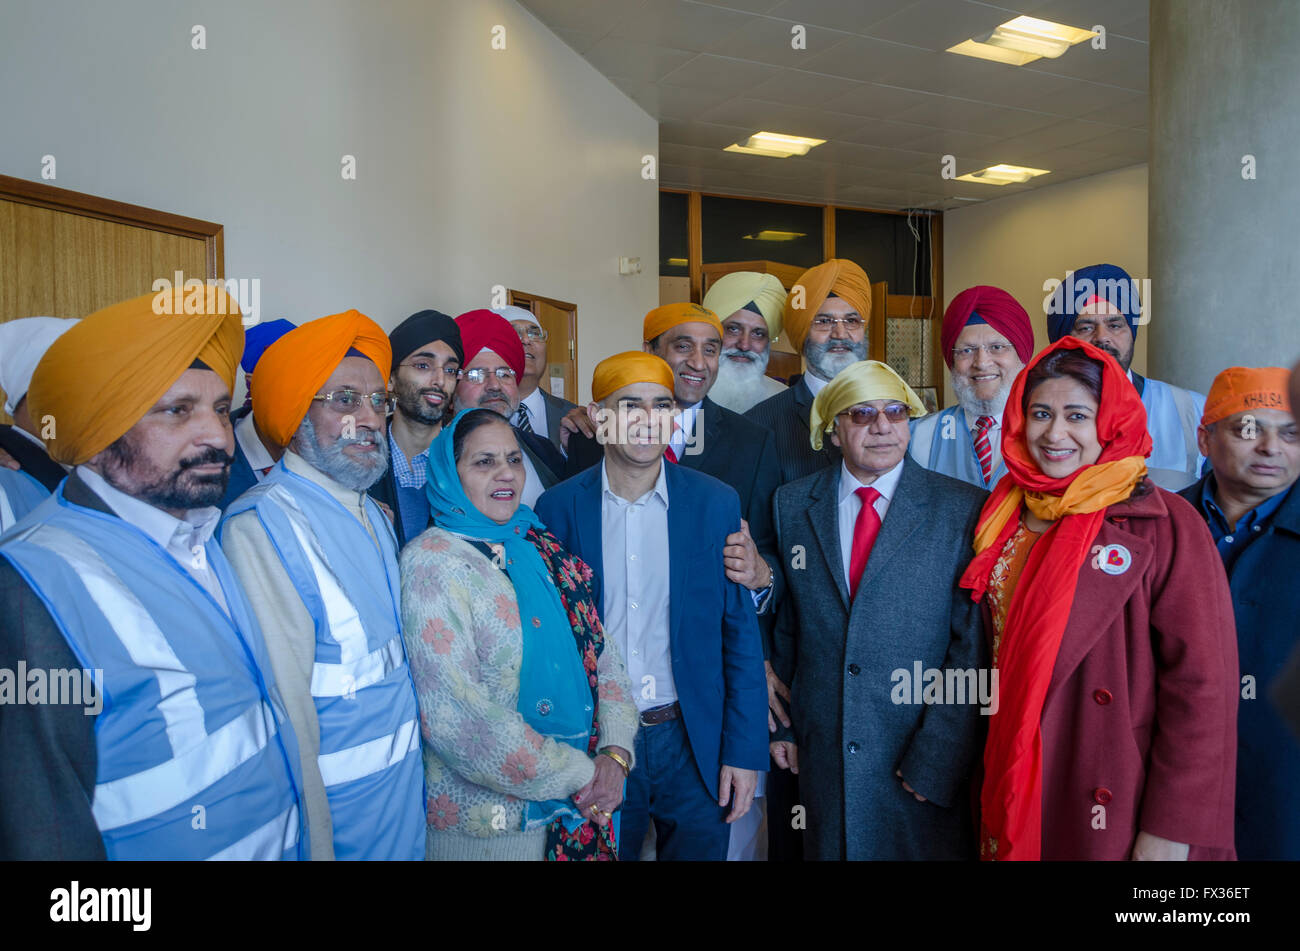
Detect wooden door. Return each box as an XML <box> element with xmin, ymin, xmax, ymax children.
<box><xmin>508</xmin><ymin>290</ymin><xmax>577</xmax><ymax>404</ymax></box>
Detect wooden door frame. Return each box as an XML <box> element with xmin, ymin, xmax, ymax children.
<box><xmin>0</xmin><ymin>174</ymin><xmax>225</xmax><ymax>279</ymax></box>
<box><xmin>506</xmin><ymin>289</ymin><xmax>578</xmax><ymax>397</ymax></box>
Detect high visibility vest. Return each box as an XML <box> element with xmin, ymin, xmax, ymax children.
<box><xmin>222</xmin><ymin>463</ymin><xmax>425</xmax><ymax>860</ymax></box>
<box><xmin>909</xmin><ymin>405</ymin><xmax>1007</xmax><ymax>491</ymax></box>
<box><xmin>0</xmin><ymin>467</ymin><xmax>51</xmax><ymax>533</ymax></box>
<box><xmin>1142</xmin><ymin>377</ymin><xmax>1206</xmax><ymax>491</ymax></box>
<box><xmin>0</xmin><ymin>486</ymin><xmax>307</xmax><ymax>860</ymax></box>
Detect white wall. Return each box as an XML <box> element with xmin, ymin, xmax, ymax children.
<box><xmin>942</xmin><ymin>164</ymin><xmax>1148</xmax><ymax>404</ymax></box>
<box><xmin>0</xmin><ymin>0</ymin><xmax>659</xmax><ymax>403</ymax></box>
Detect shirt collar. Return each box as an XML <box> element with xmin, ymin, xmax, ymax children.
<box><xmin>1200</xmin><ymin>472</ymin><xmax>1291</xmax><ymax>532</ymax></box>
<box><xmin>600</xmin><ymin>457</ymin><xmax>669</xmax><ymax>508</ymax></box>
<box><xmin>804</xmin><ymin>369</ymin><xmax>830</xmax><ymax>397</ymax></box>
<box><xmin>961</xmin><ymin>407</ymin><xmax>1004</xmax><ymax>431</ymax></box>
<box><xmin>75</xmin><ymin>464</ymin><xmax>221</xmax><ymax>551</ymax></box>
<box><xmin>837</xmin><ymin>457</ymin><xmax>905</xmax><ymax>506</ymax></box>
<box><xmin>677</xmin><ymin>400</ymin><xmax>703</xmax><ymax>434</ymax></box>
<box><xmin>284</xmin><ymin>448</ymin><xmax>370</xmax><ymax>509</ymax></box>
<box><xmin>520</xmin><ymin>387</ymin><xmax>547</xmax><ymax>422</ymax></box>
<box><xmin>235</xmin><ymin>411</ymin><xmax>276</xmax><ymax>472</ymax></box>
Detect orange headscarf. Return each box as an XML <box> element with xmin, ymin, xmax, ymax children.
<box><xmin>784</xmin><ymin>258</ymin><xmax>872</xmax><ymax>352</ymax></box>
<box><xmin>27</xmin><ymin>287</ymin><xmax>243</xmax><ymax>465</ymax></box>
<box><xmin>251</xmin><ymin>309</ymin><xmax>391</xmax><ymax>448</ymax></box>
<box><xmin>1201</xmin><ymin>366</ymin><xmax>1291</xmax><ymax>427</ymax></box>
<box><xmin>959</xmin><ymin>336</ymin><xmax>1151</xmax><ymax>861</ymax></box>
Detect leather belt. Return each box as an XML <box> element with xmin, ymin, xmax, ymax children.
<box><xmin>639</xmin><ymin>701</ymin><xmax>680</xmax><ymax>726</ymax></box>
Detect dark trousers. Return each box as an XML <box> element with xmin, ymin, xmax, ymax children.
<box><xmin>766</xmin><ymin>756</ymin><xmax>803</xmax><ymax>860</ymax></box>
<box><xmin>620</xmin><ymin>716</ymin><xmax>729</xmax><ymax>861</ymax></box>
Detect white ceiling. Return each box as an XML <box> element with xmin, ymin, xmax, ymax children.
<box><xmin>520</xmin><ymin>0</ymin><xmax>1148</xmax><ymax>210</ymax></box>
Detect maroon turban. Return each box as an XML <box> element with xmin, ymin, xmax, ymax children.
<box><xmin>940</xmin><ymin>286</ymin><xmax>1034</xmax><ymax>369</ymax></box>
<box><xmin>455</xmin><ymin>309</ymin><xmax>525</xmax><ymax>380</ymax></box>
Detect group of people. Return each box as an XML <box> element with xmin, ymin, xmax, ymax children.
<box><xmin>0</xmin><ymin>256</ymin><xmax>1296</xmax><ymax>862</ymax></box>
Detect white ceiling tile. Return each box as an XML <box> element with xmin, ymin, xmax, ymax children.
<box><xmin>581</xmin><ymin>37</ymin><xmax>699</xmax><ymax>83</ymax></box>
<box><xmin>658</xmin><ymin>53</ymin><xmax>785</xmax><ymax>92</ymax></box>
<box><xmin>765</xmin><ymin>0</ymin><xmax>919</xmax><ymax>34</ymax></box>
<box><xmin>517</xmin><ymin>0</ymin><xmax>653</xmax><ymax>39</ymax></box>
<box><xmin>1022</xmin><ymin>35</ymin><xmax>1148</xmax><ymax>91</ymax></box>
<box><xmin>1076</xmin><ymin>93</ymin><xmax>1148</xmax><ymax>128</ymax></box>
<box><xmin>690</xmin><ymin>0</ymin><xmax>789</xmax><ymax>12</ymax></box>
<box><xmin>745</xmin><ymin>68</ymin><xmax>867</xmax><ymax>105</ymax></box>
<box><xmin>624</xmin><ymin>81</ymin><xmax>736</xmax><ymax>120</ymax></box>
<box><xmin>820</xmin><ymin>82</ymin><xmax>952</xmax><ymax>119</ymax></box>
<box><xmin>695</xmin><ymin>98</ymin><xmax>873</xmax><ymax>138</ymax></box>
<box><xmin>706</xmin><ymin>16</ymin><xmax>852</xmax><ymax>67</ymax></box>
<box><xmin>863</xmin><ymin>0</ymin><xmax>1015</xmax><ymax>50</ymax></box>
<box><xmin>608</xmin><ymin>0</ymin><xmax>756</xmax><ymax>51</ymax></box>
<box><xmin>548</xmin><ymin>27</ymin><xmax>604</xmax><ymax>54</ymax></box>
<box><xmin>886</xmin><ymin>95</ymin><xmax>1058</xmax><ymax>136</ymax></box>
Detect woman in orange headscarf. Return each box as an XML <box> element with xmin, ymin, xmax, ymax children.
<box><xmin>961</xmin><ymin>336</ymin><xmax>1238</xmax><ymax>861</ymax></box>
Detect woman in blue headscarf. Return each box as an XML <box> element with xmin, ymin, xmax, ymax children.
<box><xmin>399</xmin><ymin>408</ymin><xmax>638</xmax><ymax>860</ymax></box>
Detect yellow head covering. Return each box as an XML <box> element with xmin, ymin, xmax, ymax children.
<box><xmin>592</xmin><ymin>352</ymin><xmax>675</xmax><ymax>403</ymax></box>
<box><xmin>27</xmin><ymin>287</ymin><xmax>243</xmax><ymax>465</ymax></box>
<box><xmin>702</xmin><ymin>272</ymin><xmax>788</xmax><ymax>340</ymax></box>
<box><xmin>809</xmin><ymin>360</ymin><xmax>926</xmax><ymax>450</ymax></box>
<box><xmin>252</xmin><ymin>309</ymin><xmax>392</xmax><ymax>448</ymax></box>
<box><xmin>785</xmin><ymin>259</ymin><xmax>872</xmax><ymax>353</ymax></box>
<box><xmin>643</xmin><ymin>302</ymin><xmax>723</xmax><ymax>343</ymax></box>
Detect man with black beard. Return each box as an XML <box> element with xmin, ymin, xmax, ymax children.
<box><xmin>369</xmin><ymin>310</ymin><xmax>463</xmax><ymax>547</ymax></box>
<box><xmin>221</xmin><ymin>310</ymin><xmax>426</xmax><ymax>861</ymax></box>
<box><xmin>703</xmin><ymin>272</ymin><xmax>788</xmax><ymax>415</ymax></box>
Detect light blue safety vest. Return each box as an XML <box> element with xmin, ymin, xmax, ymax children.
<box><xmin>0</xmin><ymin>486</ymin><xmax>307</xmax><ymax>860</ymax></box>
<box><xmin>221</xmin><ymin>461</ymin><xmax>425</xmax><ymax>860</ymax></box>
<box><xmin>909</xmin><ymin>405</ymin><xmax>1006</xmax><ymax>490</ymax></box>
<box><xmin>0</xmin><ymin>467</ymin><xmax>52</xmax><ymax>533</ymax></box>
<box><xmin>1141</xmin><ymin>377</ymin><xmax>1206</xmax><ymax>491</ymax></box>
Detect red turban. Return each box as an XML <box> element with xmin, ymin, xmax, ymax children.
<box><xmin>940</xmin><ymin>286</ymin><xmax>1034</xmax><ymax>368</ymax></box>
<box><xmin>456</xmin><ymin>309</ymin><xmax>525</xmax><ymax>380</ymax></box>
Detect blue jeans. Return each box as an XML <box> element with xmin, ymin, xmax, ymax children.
<box><xmin>619</xmin><ymin>716</ymin><xmax>730</xmax><ymax>861</ymax></box>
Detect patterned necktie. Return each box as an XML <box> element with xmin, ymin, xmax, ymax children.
<box><xmin>848</xmin><ymin>486</ymin><xmax>882</xmax><ymax>600</ymax></box>
<box><xmin>664</xmin><ymin>417</ymin><xmax>682</xmax><ymax>464</ymax></box>
<box><xmin>515</xmin><ymin>403</ymin><xmax>533</xmax><ymax>434</ymax></box>
<box><xmin>973</xmin><ymin>415</ymin><xmax>995</xmax><ymax>484</ymax></box>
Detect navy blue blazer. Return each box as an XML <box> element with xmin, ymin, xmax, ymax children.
<box><xmin>535</xmin><ymin>462</ymin><xmax>770</xmax><ymax>797</ymax></box>
<box><xmin>219</xmin><ymin>407</ymin><xmax>260</xmax><ymax>512</ymax></box>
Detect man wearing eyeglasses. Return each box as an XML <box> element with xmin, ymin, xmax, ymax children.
<box><xmin>221</xmin><ymin>309</ymin><xmax>426</xmax><ymax>861</ymax></box>
<box><xmin>908</xmin><ymin>286</ymin><xmax>1034</xmax><ymax>491</ymax></box>
<box><xmin>769</xmin><ymin>360</ymin><xmax>988</xmax><ymax>860</ymax></box>
<box><xmin>494</xmin><ymin>305</ymin><xmax>579</xmax><ymax>458</ymax></box>
<box><xmin>368</xmin><ymin>309</ymin><xmax>463</xmax><ymax>548</ymax></box>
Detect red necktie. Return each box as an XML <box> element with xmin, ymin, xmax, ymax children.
<box><xmin>973</xmin><ymin>415</ymin><xmax>995</xmax><ymax>484</ymax></box>
<box><xmin>848</xmin><ymin>486</ymin><xmax>881</xmax><ymax>600</ymax></box>
<box><xmin>664</xmin><ymin>418</ymin><xmax>682</xmax><ymax>464</ymax></box>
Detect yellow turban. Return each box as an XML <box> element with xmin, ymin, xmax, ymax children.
<box><xmin>643</xmin><ymin>302</ymin><xmax>723</xmax><ymax>343</ymax></box>
<box><xmin>702</xmin><ymin>272</ymin><xmax>788</xmax><ymax>340</ymax></box>
<box><xmin>27</xmin><ymin>287</ymin><xmax>243</xmax><ymax>465</ymax></box>
<box><xmin>809</xmin><ymin>360</ymin><xmax>926</xmax><ymax>450</ymax></box>
<box><xmin>1202</xmin><ymin>366</ymin><xmax>1292</xmax><ymax>427</ymax></box>
<box><xmin>592</xmin><ymin>352</ymin><xmax>675</xmax><ymax>403</ymax></box>
<box><xmin>252</xmin><ymin>309</ymin><xmax>392</xmax><ymax>448</ymax></box>
<box><xmin>785</xmin><ymin>258</ymin><xmax>872</xmax><ymax>353</ymax></box>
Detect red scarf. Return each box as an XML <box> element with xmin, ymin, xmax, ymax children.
<box><xmin>959</xmin><ymin>336</ymin><xmax>1152</xmax><ymax>860</ymax></box>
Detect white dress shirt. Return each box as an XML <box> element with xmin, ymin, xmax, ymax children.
<box><xmin>76</xmin><ymin>464</ymin><xmax>230</xmax><ymax>614</ymax></box>
<box><xmin>803</xmin><ymin>368</ymin><xmax>831</xmax><ymax>397</ymax></box>
<box><xmin>600</xmin><ymin>459</ymin><xmax>676</xmax><ymax>713</ymax></box>
<box><xmin>518</xmin><ymin>387</ymin><xmax>548</xmax><ymax>440</ymax></box>
<box><xmin>962</xmin><ymin>407</ymin><xmax>1003</xmax><ymax>474</ymax></box>
<box><xmin>234</xmin><ymin>411</ymin><xmax>276</xmax><ymax>479</ymax></box>
<box><xmin>519</xmin><ymin>451</ymin><xmax>545</xmax><ymax>509</ymax></box>
<box><xmin>668</xmin><ymin>401</ymin><xmax>703</xmax><ymax>461</ymax></box>
<box><xmin>836</xmin><ymin>458</ymin><xmax>905</xmax><ymax>587</ymax></box>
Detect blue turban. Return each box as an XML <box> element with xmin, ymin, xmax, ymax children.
<box><xmin>240</xmin><ymin>318</ymin><xmax>297</xmax><ymax>374</ymax></box>
<box><xmin>1045</xmin><ymin>263</ymin><xmax>1141</xmax><ymax>343</ymax></box>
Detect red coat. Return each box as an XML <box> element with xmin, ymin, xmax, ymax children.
<box><xmin>982</xmin><ymin>483</ymin><xmax>1239</xmax><ymax>860</ymax></box>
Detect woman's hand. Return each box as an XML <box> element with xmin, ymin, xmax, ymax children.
<box><xmin>1131</xmin><ymin>831</ymin><xmax>1189</xmax><ymax>861</ymax></box>
<box><xmin>571</xmin><ymin>749</ymin><xmax>628</xmax><ymax>828</ymax></box>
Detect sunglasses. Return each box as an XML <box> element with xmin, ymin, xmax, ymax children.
<box><xmin>837</xmin><ymin>403</ymin><xmax>910</xmax><ymax>425</ymax></box>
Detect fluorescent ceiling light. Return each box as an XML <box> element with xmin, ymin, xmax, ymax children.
<box><xmin>741</xmin><ymin>230</ymin><xmax>807</xmax><ymax>241</ymax></box>
<box><xmin>954</xmin><ymin>163</ymin><xmax>1050</xmax><ymax>185</ymax></box>
<box><xmin>948</xmin><ymin>16</ymin><xmax>1097</xmax><ymax>65</ymax></box>
<box><xmin>666</xmin><ymin>257</ymin><xmax>688</xmax><ymax>267</ymax></box>
<box><xmin>725</xmin><ymin>131</ymin><xmax>826</xmax><ymax>158</ymax></box>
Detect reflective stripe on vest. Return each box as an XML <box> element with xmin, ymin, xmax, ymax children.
<box><xmin>207</xmin><ymin>804</ymin><xmax>300</xmax><ymax>861</ymax></box>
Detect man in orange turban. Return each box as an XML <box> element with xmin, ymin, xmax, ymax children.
<box><xmin>0</xmin><ymin>287</ymin><xmax>308</xmax><ymax>860</ymax></box>
<box><xmin>745</xmin><ymin>258</ymin><xmax>872</xmax><ymax>485</ymax></box>
<box><xmin>1179</xmin><ymin>365</ymin><xmax>1300</xmax><ymax>859</ymax></box>
<box><xmin>221</xmin><ymin>308</ymin><xmax>426</xmax><ymax>861</ymax></box>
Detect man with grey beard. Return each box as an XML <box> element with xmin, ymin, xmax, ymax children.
<box><xmin>221</xmin><ymin>311</ymin><xmax>426</xmax><ymax>861</ymax></box>
<box><xmin>703</xmin><ymin>271</ymin><xmax>788</xmax><ymax>415</ymax></box>
<box><xmin>908</xmin><ymin>286</ymin><xmax>1034</xmax><ymax>490</ymax></box>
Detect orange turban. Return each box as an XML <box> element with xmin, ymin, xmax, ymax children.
<box><xmin>252</xmin><ymin>309</ymin><xmax>391</xmax><ymax>448</ymax></box>
<box><xmin>785</xmin><ymin>258</ymin><xmax>872</xmax><ymax>352</ymax></box>
<box><xmin>592</xmin><ymin>352</ymin><xmax>675</xmax><ymax>403</ymax></box>
<box><xmin>27</xmin><ymin>287</ymin><xmax>243</xmax><ymax>465</ymax></box>
<box><xmin>643</xmin><ymin>302</ymin><xmax>723</xmax><ymax>343</ymax></box>
<box><xmin>1202</xmin><ymin>366</ymin><xmax>1292</xmax><ymax>427</ymax></box>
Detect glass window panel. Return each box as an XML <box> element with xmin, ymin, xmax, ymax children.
<box><xmin>885</xmin><ymin>316</ymin><xmax>934</xmax><ymax>390</ymax></box>
<box><xmin>834</xmin><ymin>208</ymin><xmax>933</xmax><ymax>295</ymax></box>
<box><xmin>702</xmin><ymin>196</ymin><xmax>823</xmax><ymax>269</ymax></box>
<box><xmin>660</xmin><ymin>191</ymin><xmax>689</xmax><ymax>277</ymax></box>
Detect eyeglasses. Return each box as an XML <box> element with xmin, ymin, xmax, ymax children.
<box><xmin>811</xmin><ymin>315</ymin><xmax>864</xmax><ymax>332</ymax></box>
<box><xmin>515</xmin><ymin>326</ymin><xmax>549</xmax><ymax>342</ymax></box>
<box><xmin>311</xmin><ymin>390</ymin><xmax>395</xmax><ymax>414</ymax></box>
<box><xmin>951</xmin><ymin>342</ymin><xmax>1015</xmax><ymax>360</ymax></box>
<box><xmin>399</xmin><ymin>359</ymin><xmax>459</xmax><ymax>378</ymax></box>
<box><xmin>837</xmin><ymin>403</ymin><xmax>911</xmax><ymax>425</ymax></box>
<box><xmin>459</xmin><ymin>367</ymin><xmax>517</xmax><ymax>384</ymax></box>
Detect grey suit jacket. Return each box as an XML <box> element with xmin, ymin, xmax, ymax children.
<box><xmin>540</xmin><ymin>388</ymin><xmax>578</xmax><ymax>457</ymax></box>
<box><xmin>771</xmin><ymin>456</ymin><xmax>988</xmax><ymax>860</ymax></box>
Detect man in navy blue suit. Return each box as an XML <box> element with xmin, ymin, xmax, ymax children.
<box><xmin>536</xmin><ymin>352</ymin><xmax>769</xmax><ymax>861</ymax></box>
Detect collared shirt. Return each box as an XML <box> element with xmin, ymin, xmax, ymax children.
<box><xmin>804</xmin><ymin>368</ymin><xmax>830</xmax><ymax>398</ymax></box>
<box><xmin>1198</xmin><ymin>474</ymin><xmax>1291</xmax><ymax>573</ymax></box>
<box><xmin>668</xmin><ymin>401</ymin><xmax>703</xmax><ymax>462</ymax></box>
<box><xmin>76</xmin><ymin>464</ymin><xmax>230</xmax><ymax>614</ymax></box>
<box><xmin>519</xmin><ymin>449</ymin><xmax>545</xmax><ymax>509</ymax></box>
<box><xmin>836</xmin><ymin>458</ymin><xmax>904</xmax><ymax>586</ymax></box>
<box><xmin>388</xmin><ymin>423</ymin><xmax>431</xmax><ymax>490</ymax></box>
<box><xmin>234</xmin><ymin>411</ymin><xmax>276</xmax><ymax>480</ymax></box>
<box><xmin>963</xmin><ymin>407</ymin><xmax>1004</xmax><ymax>475</ymax></box>
<box><xmin>600</xmin><ymin>458</ymin><xmax>675</xmax><ymax>712</ymax></box>
<box><xmin>518</xmin><ymin>387</ymin><xmax>548</xmax><ymax>441</ymax></box>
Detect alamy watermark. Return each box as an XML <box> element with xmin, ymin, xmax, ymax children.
<box><xmin>0</xmin><ymin>663</ymin><xmax>103</xmax><ymax>715</ymax></box>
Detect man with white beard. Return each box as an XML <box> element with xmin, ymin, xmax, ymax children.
<box><xmin>908</xmin><ymin>286</ymin><xmax>1034</xmax><ymax>490</ymax></box>
<box><xmin>703</xmin><ymin>272</ymin><xmax>788</xmax><ymax>414</ymax></box>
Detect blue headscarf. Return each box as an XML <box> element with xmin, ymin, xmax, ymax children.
<box><xmin>424</xmin><ymin>409</ymin><xmax>593</xmax><ymax>832</ymax></box>
<box><xmin>1045</xmin><ymin>263</ymin><xmax>1142</xmax><ymax>343</ymax></box>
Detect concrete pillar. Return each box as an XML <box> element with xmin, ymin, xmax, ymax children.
<box><xmin>1149</xmin><ymin>0</ymin><xmax>1300</xmax><ymax>391</ymax></box>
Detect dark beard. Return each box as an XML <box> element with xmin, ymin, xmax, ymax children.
<box><xmin>101</xmin><ymin>435</ymin><xmax>231</xmax><ymax>511</ymax></box>
<box><xmin>394</xmin><ymin>379</ymin><xmax>448</xmax><ymax>427</ymax></box>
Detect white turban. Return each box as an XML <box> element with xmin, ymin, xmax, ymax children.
<box><xmin>0</xmin><ymin>317</ymin><xmax>79</xmax><ymax>415</ymax></box>
<box><xmin>492</xmin><ymin>305</ymin><xmax>541</xmax><ymax>329</ymax></box>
